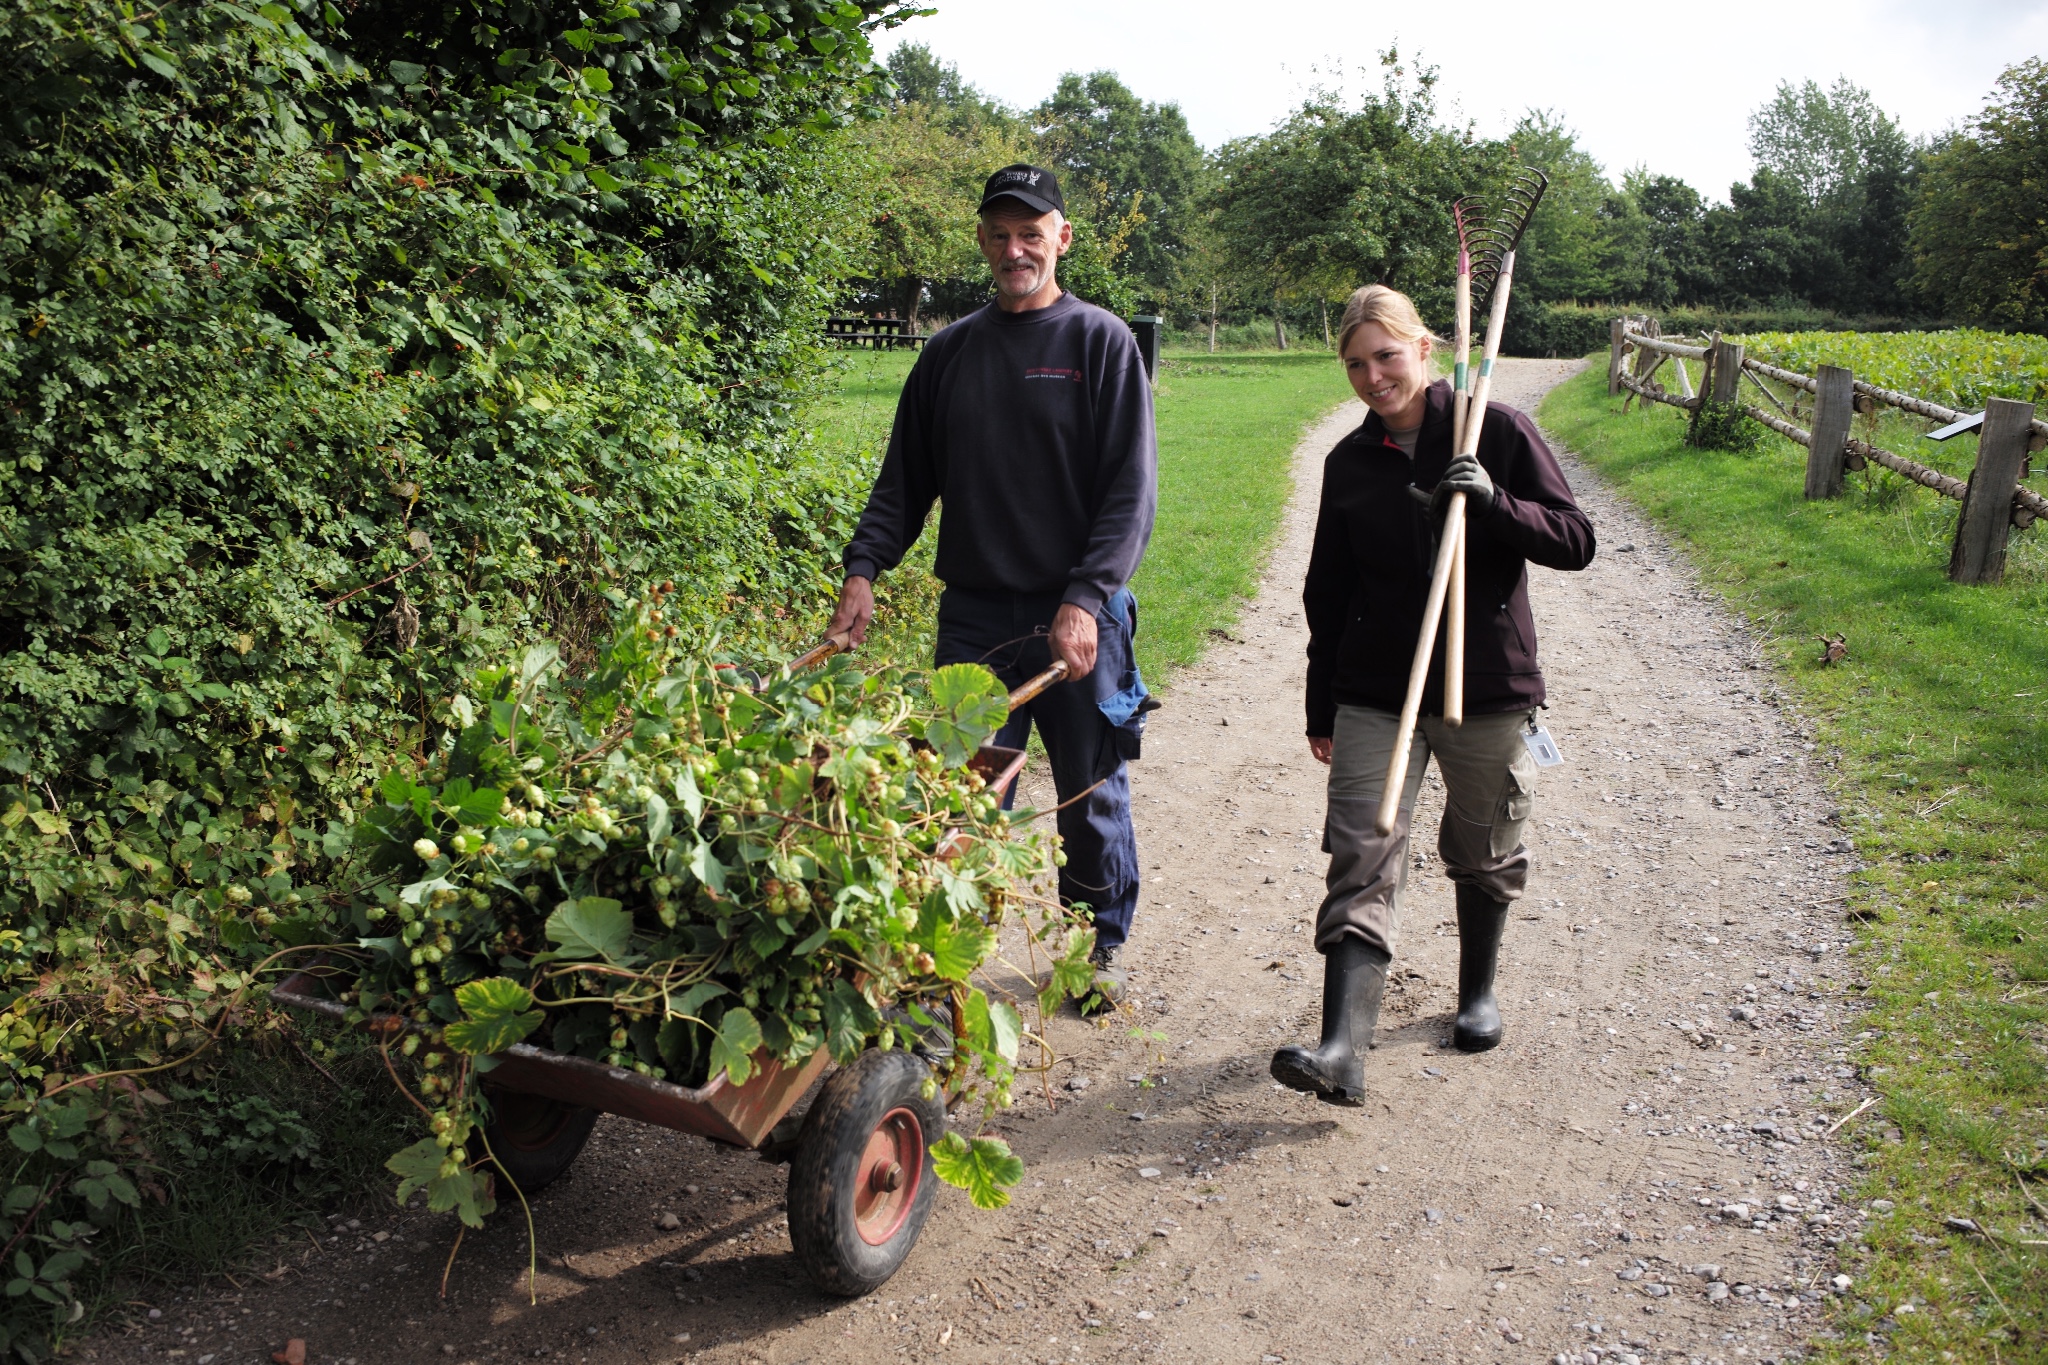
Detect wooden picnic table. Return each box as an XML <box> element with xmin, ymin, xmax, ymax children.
<box><xmin>824</xmin><ymin>315</ymin><xmax>925</xmax><ymax>349</ymax></box>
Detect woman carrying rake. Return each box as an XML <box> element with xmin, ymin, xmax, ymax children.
<box><xmin>1271</xmin><ymin>285</ymin><xmax>1596</xmax><ymax>1106</ymax></box>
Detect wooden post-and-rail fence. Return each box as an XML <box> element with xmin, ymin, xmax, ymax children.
<box><xmin>1608</xmin><ymin>317</ymin><xmax>2048</xmax><ymax>585</ymax></box>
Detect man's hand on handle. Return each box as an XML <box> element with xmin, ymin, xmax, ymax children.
<box><xmin>825</xmin><ymin>575</ymin><xmax>875</xmax><ymax>649</ymax></box>
<box><xmin>1050</xmin><ymin>602</ymin><xmax>1097</xmax><ymax>680</ymax></box>
<box><xmin>1308</xmin><ymin>736</ymin><xmax>1333</xmax><ymax>765</ymax></box>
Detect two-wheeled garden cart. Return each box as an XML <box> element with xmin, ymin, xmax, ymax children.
<box><xmin>273</xmin><ymin>646</ymin><xmax>1069</xmax><ymax>1296</ymax></box>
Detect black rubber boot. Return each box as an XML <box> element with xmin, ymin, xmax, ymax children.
<box><xmin>1453</xmin><ymin>883</ymin><xmax>1509</xmax><ymax>1053</ymax></box>
<box><xmin>1269</xmin><ymin>938</ymin><xmax>1390</xmax><ymax>1107</ymax></box>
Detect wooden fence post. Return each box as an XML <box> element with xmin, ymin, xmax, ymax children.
<box><xmin>1804</xmin><ymin>364</ymin><xmax>1855</xmax><ymax>499</ymax></box>
<box><xmin>1710</xmin><ymin>338</ymin><xmax>1743</xmax><ymax>403</ymax></box>
<box><xmin>1608</xmin><ymin>318</ymin><xmax>1625</xmax><ymax>396</ymax></box>
<box><xmin>1949</xmin><ymin>397</ymin><xmax>2036</xmax><ymax>584</ymax></box>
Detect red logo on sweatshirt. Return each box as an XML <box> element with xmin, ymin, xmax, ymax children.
<box><xmin>1024</xmin><ymin>367</ymin><xmax>1083</xmax><ymax>382</ymax></box>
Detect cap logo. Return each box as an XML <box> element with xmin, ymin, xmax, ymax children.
<box><xmin>997</xmin><ymin>170</ymin><xmax>1041</xmax><ymax>187</ymax></box>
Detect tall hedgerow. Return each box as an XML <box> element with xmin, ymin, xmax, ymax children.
<box><xmin>0</xmin><ymin>1</ymin><xmax>909</xmax><ymax>1353</ymax></box>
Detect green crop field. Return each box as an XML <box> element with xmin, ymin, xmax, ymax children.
<box><xmin>1736</xmin><ymin>329</ymin><xmax>2048</xmax><ymax>411</ymax></box>
<box><xmin>1542</xmin><ymin>363</ymin><xmax>2048</xmax><ymax>1362</ymax></box>
<box><xmin>805</xmin><ymin>346</ymin><xmax>1352</xmax><ymax>681</ymax></box>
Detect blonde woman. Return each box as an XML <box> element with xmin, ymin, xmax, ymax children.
<box><xmin>1271</xmin><ymin>285</ymin><xmax>1596</xmax><ymax>1106</ymax></box>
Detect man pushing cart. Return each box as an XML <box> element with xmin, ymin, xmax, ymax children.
<box><xmin>826</xmin><ymin>163</ymin><xmax>1159</xmax><ymax>1014</ymax></box>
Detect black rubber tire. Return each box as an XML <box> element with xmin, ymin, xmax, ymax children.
<box><xmin>787</xmin><ymin>1049</ymin><xmax>944</xmax><ymax>1296</ymax></box>
<box><xmin>469</xmin><ymin>1086</ymin><xmax>598</xmax><ymax>1197</ymax></box>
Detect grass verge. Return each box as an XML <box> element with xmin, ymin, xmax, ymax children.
<box><xmin>1540</xmin><ymin>362</ymin><xmax>2048</xmax><ymax>1362</ymax></box>
<box><xmin>807</xmin><ymin>347</ymin><xmax>1351</xmax><ymax>683</ymax></box>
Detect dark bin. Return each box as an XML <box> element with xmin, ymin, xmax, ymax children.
<box><xmin>1128</xmin><ymin>314</ymin><xmax>1161</xmax><ymax>379</ymax></box>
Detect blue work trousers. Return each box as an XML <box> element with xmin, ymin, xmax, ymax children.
<box><xmin>934</xmin><ymin>588</ymin><xmax>1142</xmax><ymax>952</ymax></box>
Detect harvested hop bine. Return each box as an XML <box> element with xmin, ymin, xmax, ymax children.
<box><xmin>322</xmin><ymin>594</ymin><xmax>1093</xmax><ymax>1226</ymax></box>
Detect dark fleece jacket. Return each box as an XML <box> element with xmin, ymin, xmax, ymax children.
<box><xmin>1303</xmin><ymin>379</ymin><xmax>1595</xmax><ymax>736</ymax></box>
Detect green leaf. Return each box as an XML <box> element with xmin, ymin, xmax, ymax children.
<box><xmin>387</xmin><ymin>1137</ymin><xmax>495</xmax><ymax>1228</ymax></box>
<box><xmin>644</xmin><ymin>791</ymin><xmax>670</xmax><ymax>845</ymax></box>
<box><xmin>580</xmin><ymin>66</ymin><xmax>613</xmax><ymax>93</ymax></box>
<box><xmin>707</xmin><ymin>1007</ymin><xmax>761</xmax><ymax>1086</ymax></box>
<box><xmin>672</xmin><ymin>766</ymin><xmax>704</xmax><ymax>823</ymax></box>
<box><xmin>922</xmin><ymin>663</ymin><xmax>1009</xmax><ymax>766</ymax></box>
<box><xmin>921</xmin><ymin>912</ymin><xmax>995</xmax><ymax>982</ymax></box>
<box><xmin>687</xmin><ymin>840</ymin><xmax>727</xmax><ymax>894</ymax></box>
<box><xmin>442</xmin><ymin>977</ymin><xmax>544</xmax><ymax>1055</ymax></box>
<box><xmin>821</xmin><ymin>978</ymin><xmax>878</xmax><ymax>1063</ymax></box>
<box><xmin>961</xmin><ymin>989</ymin><xmax>1020</xmax><ymax>1065</ymax></box>
<box><xmin>988</xmin><ymin>998</ymin><xmax>1021</xmax><ymax>1065</ymax></box>
<box><xmin>7</xmin><ymin>1126</ymin><xmax>38</xmax><ymax>1155</ymax></box>
<box><xmin>545</xmin><ymin>897</ymin><xmax>632</xmax><ymax>961</ymax></box>
<box><xmin>930</xmin><ymin>1132</ymin><xmax>1023</xmax><ymax>1210</ymax></box>
<box><xmin>389</xmin><ymin>60</ymin><xmax>427</xmax><ymax>85</ymax></box>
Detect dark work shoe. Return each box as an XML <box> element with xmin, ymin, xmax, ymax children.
<box><xmin>1077</xmin><ymin>943</ymin><xmax>1126</xmax><ymax>1017</ymax></box>
<box><xmin>1270</xmin><ymin>938</ymin><xmax>1390</xmax><ymax>1106</ymax></box>
<box><xmin>1453</xmin><ymin>883</ymin><xmax>1509</xmax><ymax>1052</ymax></box>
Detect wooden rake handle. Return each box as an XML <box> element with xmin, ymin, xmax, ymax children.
<box><xmin>1374</xmin><ymin>497</ymin><xmax>1464</xmax><ymax>835</ymax></box>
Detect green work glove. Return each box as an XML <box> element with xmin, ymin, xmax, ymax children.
<box><xmin>1435</xmin><ymin>453</ymin><xmax>1496</xmax><ymax>516</ymax></box>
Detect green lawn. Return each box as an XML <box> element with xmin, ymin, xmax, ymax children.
<box><xmin>1540</xmin><ymin>365</ymin><xmax>2048</xmax><ymax>1362</ymax></box>
<box><xmin>805</xmin><ymin>346</ymin><xmax>1352</xmax><ymax>682</ymax></box>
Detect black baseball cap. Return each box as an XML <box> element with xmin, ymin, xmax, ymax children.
<box><xmin>978</xmin><ymin>163</ymin><xmax>1064</xmax><ymax>217</ymax></box>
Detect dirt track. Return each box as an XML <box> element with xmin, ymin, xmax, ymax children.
<box><xmin>94</xmin><ymin>359</ymin><xmax>1873</xmax><ymax>1365</ymax></box>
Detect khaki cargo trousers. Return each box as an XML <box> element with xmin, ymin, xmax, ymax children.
<box><xmin>1315</xmin><ymin>704</ymin><xmax>1539</xmax><ymax>956</ymax></box>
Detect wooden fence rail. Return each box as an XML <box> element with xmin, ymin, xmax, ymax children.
<box><xmin>1608</xmin><ymin>317</ymin><xmax>2046</xmax><ymax>584</ymax></box>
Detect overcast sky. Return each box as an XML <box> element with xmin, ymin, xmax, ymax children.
<box><xmin>873</xmin><ymin>0</ymin><xmax>2046</xmax><ymax>199</ymax></box>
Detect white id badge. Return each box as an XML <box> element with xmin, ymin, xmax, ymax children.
<box><xmin>1523</xmin><ymin>725</ymin><xmax>1564</xmax><ymax>768</ymax></box>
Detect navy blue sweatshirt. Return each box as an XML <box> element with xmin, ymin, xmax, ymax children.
<box><xmin>1303</xmin><ymin>379</ymin><xmax>1596</xmax><ymax>735</ymax></box>
<box><xmin>841</xmin><ymin>291</ymin><xmax>1156</xmax><ymax>617</ymax></box>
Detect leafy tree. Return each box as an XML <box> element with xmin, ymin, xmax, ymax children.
<box><xmin>851</xmin><ymin>97</ymin><xmax>1033</xmax><ymax>323</ymax></box>
<box><xmin>1034</xmin><ymin>72</ymin><xmax>1203</xmax><ymax>305</ymax></box>
<box><xmin>1908</xmin><ymin>59</ymin><xmax>2048</xmax><ymax>330</ymax></box>
<box><xmin>1504</xmin><ymin>110</ymin><xmax>1646</xmax><ymax>304</ymax></box>
<box><xmin>1730</xmin><ymin>78</ymin><xmax>1914</xmax><ymax>313</ymax></box>
<box><xmin>1702</xmin><ymin>168</ymin><xmax>1847</xmax><ymax>307</ymax></box>
<box><xmin>1208</xmin><ymin>51</ymin><xmax>1496</xmax><ymax>338</ymax></box>
<box><xmin>1624</xmin><ymin>171</ymin><xmax>1718</xmax><ymax>307</ymax></box>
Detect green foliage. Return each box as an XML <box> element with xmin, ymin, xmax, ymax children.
<box><xmin>1034</xmin><ymin>72</ymin><xmax>1204</xmax><ymax>306</ymax></box>
<box><xmin>1909</xmin><ymin>60</ymin><xmax>2048</xmax><ymax>331</ymax></box>
<box><xmin>442</xmin><ymin>978</ymin><xmax>543</xmax><ymax>1056</ymax></box>
<box><xmin>930</xmin><ymin>1131</ymin><xmax>1025</xmax><ymax>1210</ymax></box>
<box><xmin>1207</xmin><ymin>50</ymin><xmax>1499</xmax><ymax>326</ymax></box>
<box><xmin>1504</xmin><ymin>303</ymin><xmax>1924</xmax><ymax>359</ymax></box>
<box><xmin>1738</xmin><ymin>329</ymin><xmax>2048</xmax><ymax>410</ymax></box>
<box><xmin>1687</xmin><ymin>399</ymin><xmax>1766</xmax><ymax>453</ymax></box>
<box><xmin>846</xmin><ymin>48</ymin><xmax>1144</xmax><ymax>323</ymax></box>
<box><xmin>0</xmin><ymin>0</ymin><xmax>910</xmax><ymax>1352</ymax></box>
<box><xmin>1507</xmin><ymin>109</ymin><xmax>1646</xmax><ymax>306</ymax></box>
<box><xmin>1542</xmin><ymin>364</ymin><xmax>2048</xmax><ymax>1365</ymax></box>
<box><xmin>325</xmin><ymin>594</ymin><xmax>1078</xmax><ymax>1225</ymax></box>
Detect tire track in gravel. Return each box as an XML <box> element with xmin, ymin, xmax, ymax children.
<box><xmin>87</xmin><ymin>359</ymin><xmax>1875</xmax><ymax>1365</ymax></box>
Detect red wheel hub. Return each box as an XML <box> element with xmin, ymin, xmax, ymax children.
<box><xmin>854</xmin><ymin>1106</ymin><xmax>923</xmax><ymax>1246</ymax></box>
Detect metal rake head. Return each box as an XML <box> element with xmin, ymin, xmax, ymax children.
<box><xmin>1460</xmin><ymin>168</ymin><xmax>1549</xmax><ymax>312</ymax></box>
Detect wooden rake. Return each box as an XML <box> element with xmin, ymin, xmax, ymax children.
<box><xmin>1374</xmin><ymin>169</ymin><xmax>1548</xmax><ymax>836</ymax></box>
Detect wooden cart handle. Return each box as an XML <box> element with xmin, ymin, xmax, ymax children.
<box><xmin>1007</xmin><ymin>659</ymin><xmax>1070</xmax><ymax>708</ymax></box>
<box><xmin>783</xmin><ymin>638</ymin><xmax>843</xmax><ymax>675</ymax></box>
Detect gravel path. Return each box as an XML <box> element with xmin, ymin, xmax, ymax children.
<box><xmin>89</xmin><ymin>359</ymin><xmax>1871</xmax><ymax>1365</ymax></box>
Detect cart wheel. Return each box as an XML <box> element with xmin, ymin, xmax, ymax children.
<box><xmin>787</xmin><ymin>1049</ymin><xmax>944</xmax><ymax>1296</ymax></box>
<box><xmin>471</xmin><ymin>1087</ymin><xmax>598</xmax><ymax>1197</ymax></box>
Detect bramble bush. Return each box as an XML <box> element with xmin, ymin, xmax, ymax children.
<box><xmin>0</xmin><ymin>0</ymin><xmax>915</xmax><ymax>1354</ymax></box>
